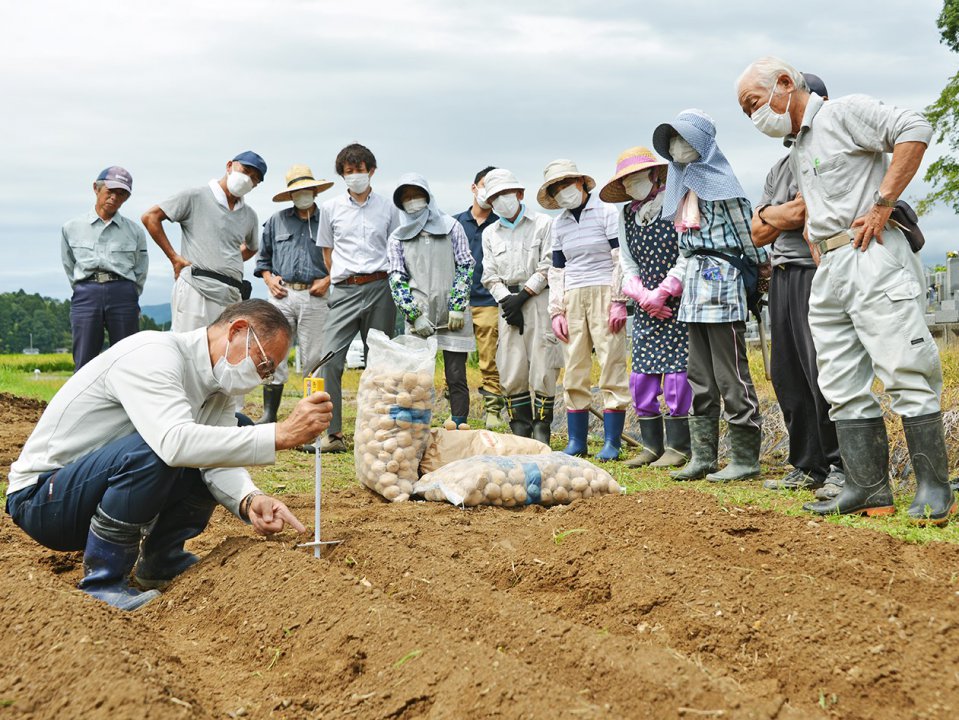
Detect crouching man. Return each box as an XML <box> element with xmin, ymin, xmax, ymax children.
<box><xmin>5</xmin><ymin>299</ymin><xmax>332</xmax><ymax>610</ymax></box>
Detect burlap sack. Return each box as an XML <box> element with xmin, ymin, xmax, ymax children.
<box><xmin>418</xmin><ymin>428</ymin><xmax>551</xmax><ymax>475</ymax></box>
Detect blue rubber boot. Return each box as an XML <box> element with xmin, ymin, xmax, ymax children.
<box><xmin>135</xmin><ymin>492</ymin><xmax>217</xmax><ymax>589</ymax></box>
<box><xmin>78</xmin><ymin>507</ymin><xmax>161</xmax><ymax>611</ymax></box>
<box><xmin>595</xmin><ymin>410</ymin><xmax>626</xmax><ymax>462</ymax></box>
<box><xmin>563</xmin><ymin>410</ymin><xmax>589</xmax><ymax>457</ymax></box>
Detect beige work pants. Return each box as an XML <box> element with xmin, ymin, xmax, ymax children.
<box><xmin>471</xmin><ymin>305</ymin><xmax>502</xmax><ymax>396</ymax></box>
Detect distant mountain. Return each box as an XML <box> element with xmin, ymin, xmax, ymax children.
<box><xmin>141</xmin><ymin>303</ymin><xmax>171</xmax><ymax>325</ymax></box>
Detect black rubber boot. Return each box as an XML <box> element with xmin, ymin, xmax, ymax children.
<box><xmin>707</xmin><ymin>424</ymin><xmax>762</xmax><ymax>482</ymax></box>
<box><xmin>256</xmin><ymin>384</ymin><xmax>284</xmax><ymax>424</ymax></box>
<box><xmin>79</xmin><ymin>507</ymin><xmax>161</xmax><ymax>611</ymax></box>
<box><xmin>135</xmin><ymin>492</ymin><xmax>217</xmax><ymax>589</ymax></box>
<box><xmin>671</xmin><ymin>416</ymin><xmax>719</xmax><ymax>481</ymax></box>
<box><xmin>531</xmin><ymin>394</ymin><xmax>554</xmax><ymax>446</ymax></box>
<box><xmin>625</xmin><ymin>415</ymin><xmax>664</xmax><ymax>467</ymax></box>
<box><xmin>903</xmin><ymin>412</ymin><xmax>957</xmax><ymax>525</ymax></box>
<box><xmin>803</xmin><ymin>417</ymin><xmax>895</xmax><ymax>517</ymax></box>
<box><xmin>506</xmin><ymin>392</ymin><xmax>534</xmax><ymax>438</ymax></box>
<box><xmin>651</xmin><ymin>415</ymin><xmax>690</xmax><ymax>468</ymax></box>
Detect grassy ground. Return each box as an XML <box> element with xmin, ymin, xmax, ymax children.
<box><xmin>2</xmin><ymin>350</ymin><xmax>959</xmax><ymax>545</ymax></box>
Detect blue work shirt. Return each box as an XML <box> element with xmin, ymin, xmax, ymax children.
<box><xmin>453</xmin><ymin>207</ymin><xmax>499</xmax><ymax>306</ymax></box>
<box><xmin>61</xmin><ymin>210</ymin><xmax>149</xmax><ymax>294</ymax></box>
<box><xmin>255</xmin><ymin>206</ymin><xmax>328</xmax><ymax>284</ymax></box>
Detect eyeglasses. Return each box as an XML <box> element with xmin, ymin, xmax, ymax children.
<box><xmin>248</xmin><ymin>327</ymin><xmax>276</xmax><ymax>383</ymax></box>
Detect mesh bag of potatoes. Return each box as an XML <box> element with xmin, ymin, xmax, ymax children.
<box><xmin>418</xmin><ymin>428</ymin><xmax>551</xmax><ymax>475</ymax></box>
<box><xmin>354</xmin><ymin>330</ymin><xmax>438</xmax><ymax>502</ymax></box>
<box><xmin>413</xmin><ymin>452</ymin><xmax>623</xmax><ymax>507</ymax></box>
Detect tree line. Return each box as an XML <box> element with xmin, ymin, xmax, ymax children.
<box><xmin>0</xmin><ymin>290</ymin><xmax>163</xmax><ymax>354</ymax></box>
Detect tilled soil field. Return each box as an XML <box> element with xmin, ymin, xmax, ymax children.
<box><xmin>2</xmin><ymin>396</ymin><xmax>959</xmax><ymax>719</ymax></box>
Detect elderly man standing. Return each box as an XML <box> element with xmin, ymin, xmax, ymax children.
<box><xmin>6</xmin><ymin>300</ymin><xmax>332</xmax><ymax>611</ymax></box>
<box><xmin>737</xmin><ymin>57</ymin><xmax>952</xmax><ymax>524</ymax></box>
<box><xmin>62</xmin><ymin>166</ymin><xmax>148</xmax><ymax>370</ymax></box>
<box><xmin>142</xmin><ymin>151</ymin><xmax>267</xmax><ymax>333</ymax></box>
<box><xmin>254</xmin><ymin>164</ymin><xmax>334</xmax><ymax>426</ymax></box>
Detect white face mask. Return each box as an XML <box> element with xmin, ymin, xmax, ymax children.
<box><xmin>402</xmin><ymin>197</ymin><xmax>428</xmax><ymax>214</ymax></box>
<box><xmin>226</xmin><ymin>170</ymin><xmax>254</xmax><ymax>198</ymax></box>
<box><xmin>343</xmin><ymin>173</ymin><xmax>370</xmax><ymax>194</ymax></box>
<box><xmin>475</xmin><ymin>187</ymin><xmax>491</xmax><ymax>211</ymax></box>
<box><xmin>554</xmin><ymin>184</ymin><xmax>584</xmax><ymax>210</ymax></box>
<box><xmin>213</xmin><ymin>328</ymin><xmax>268</xmax><ymax>396</ymax></box>
<box><xmin>491</xmin><ymin>192</ymin><xmax>520</xmax><ymax>220</ymax></box>
<box><xmin>751</xmin><ymin>87</ymin><xmax>793</xmax><ymax>138</ymax></box>
<box><xmin>623</xmin><ymin>172</ymin><xmax>655</xmax><ymax>201</ymax></box>
<box><xmin>669</xmin><ymin>136</ymin><xmax>700</xmax><ymax>164</ymax></box>
<box><xmin>291</xmin><ymin>189</ymin><xmax>315</xmax><ymax>210</ymax></box>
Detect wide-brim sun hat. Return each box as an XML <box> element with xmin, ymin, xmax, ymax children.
<box><xmin>537</xmin><ymin>159</ymin><xmax>595</xmax><ymax>210</ymax></box>
<box><xmin>653</xmin><ymin>109</ymin><xmax>717</xmax><ymax>161</ymax></box>
<box><xmin>272</xmin><ymin>164</ymin><xmax>335</xmax><ymax>202</ymax></box>
<box><xmin>482</xmin><ymin>168</ymin><xmax>525</xmax><ymax>201</ymax></box>
<box><xmin>599</xmin><ymin>147</ymin><xmax>668</xmax><ymax>203</ymax></box>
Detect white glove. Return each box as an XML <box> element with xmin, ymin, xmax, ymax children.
<box><xmin>447</xmin><ymin>310</ymin><xmax>465</xmax><ymax>331</ymax></box>
<box><xmin>412</xmin><ymin>315</ymin><xmax>435</xmax><ymax>337</ymax></box>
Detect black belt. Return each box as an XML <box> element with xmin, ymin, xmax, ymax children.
<box><xmin>191</xmin><ymin>268</ymin><xmax>243</xmax><ymax>291</ymax></box>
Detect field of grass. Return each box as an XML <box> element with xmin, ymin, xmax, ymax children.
<box><xmin>3</xmin><ymin>347</ymin><xmax>959</xmax><ymax>545</ymax></box>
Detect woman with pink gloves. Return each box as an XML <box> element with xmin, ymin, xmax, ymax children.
<box><xmin>542</xmin><ymin>159</ymin><xmax>631</xmax><ymax>462</ymax></box>
<box><xmin>600</xmin><ymin>147</ymin><xmax>692</xmax><ymax>468</ymax></box>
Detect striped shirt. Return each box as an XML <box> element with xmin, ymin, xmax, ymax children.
<box><xmin>677</xmin><ymin>198</ymin><xmax>768</xmax><ymax>324</ymax></box>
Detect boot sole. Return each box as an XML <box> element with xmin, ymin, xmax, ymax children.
<box><xmin>807</xmin><ymin>505</ymin><xmax>896</xmax><ymax>517</ymax></box>
<box><xmin>907</xmin><ymin>502</ymin><xmax>958</xmax><ymax>527</ymax></box>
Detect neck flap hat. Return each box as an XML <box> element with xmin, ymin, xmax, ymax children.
<box><xmin>391</xmin><ymin>173</ymin><xmax>456</xmax><ymax>241</ymax></box>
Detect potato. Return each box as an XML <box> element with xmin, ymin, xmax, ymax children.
<box><xmin>553</xmin><ymin>486</ymin><xmax>569</xmax><ymax>504</ymax></box>
<box><xmin>380</xmin><ymin>473</ymin><xmax>398</xmax><ymax>487</ymax></box>
<box><xmin>411</xmin><ymin>386</ymin><xmax>428</xmax><ymax>402</ymax></box>
<box><xmin>383</xmin><ymin>438</ymin><xmax>398</xmax><ymax>454</ymax></box>
<box><xmin>607</xmin><ymin>478</ymin><xmax>621</xmax><ymax>494</ymax></box>
<box><xmin>402</xmin><ymin>372</ymin><xmax>419</xmax><ymax>391</ymax></box>
<box><xmin>370</xmin><ymin>460</ymin><xmax>387</xmax><ymax>476</ymax></box>
<box><xmin>508</xmin><ymin>467</ymin><xmax>526</xmax><ymax>484</ymax></box>
<box><xmin>590</xmin><ymin>479</ymin><xmax>606</xmax><ymax>494</ymax></box>
<box><xmin>582</xmin><ymin>467</ymin><xmax>596</xmax><ymax>483</ymax></box>
<box><xmin>484</xmin><ymin>483</ymin><xmax>501</xmax><ymax>500</ymax></box>
<box><xmin>500</xmin><ymin>483</ymin><xmax>514</xmax><ymax>501</ymax></box>
<box><xmin>513</xmin><ymin>485</ymin><xmax>527</xmax><ymax>505</ymax></box>
<box><xmin>416</xmin><ymin>372</ymin><xmax>433</xmax><ymax>387</ymax></box>
<box><xmin>399</xmin><ymin>479</ymin><xmax>413</xmax><ymax>495</ymax></box>
<box><xmin>569</xmin><ymin>490</ymin><xmax>583</xmax><ymax>502</ymax></box>
<box><xmin>464</xmin><ymin>489</ymin><xmax>484</xmax><ymax>507</ymax></box>
<box><xmin>386</xmin><ymin>460</ymin><xmax>400</xmax><ymax>473</ymax></box>
<box><xmin>540</xmin><ymin>489</ymin><xmax>553</xmax><ymax>506</ymax></box>
<box><xmin>397</xmin><ymin>391</ymin><xmax>413</xmax><ymax>407</ymax></box>
<box><xmin>458</xmin><ymin>423</ymin><xmax>470</xmax><ymax>430</ymax></box>
<box><xmin>559</xmin><ymin>474</ymin><xmax>573</xmax><ymax>490</ymax></box>
<box><xmin>374</xmin><ymin>429</ymin><xmax>390</xmax><ymax>442</ymax></box>
<box><xmin>543</xmin><ymin>476</ymin><xmax>557</xmax><ymax>493</ymax></box>
<box><xmin>362</xmin><ymin>452</ymin><xmax>376</xmax><ymax>467</ymax></box>
<box><xmin>583</xmin><ymin>487</ymin><xmax>593</xmax><ymax>499</ymax></box>
<box><xmin>382</xmin><ymin>485</ymin><xmax>401</xmax><ymax>501</ymax></box>
<box><xmin>571</xmin><ymin>476</ymin><xmax>588</xmax><ymax>493</ymax></box>
<box><xmin>379</xmin><ymin>416</ymin><xmax>395</xmax><ymax>431</ymax></box>
<box><xmin>443</xmin><ymin>418</ymin><xmax>456</xmax><ymax>431</ymax></box>
<box><xmin>490</xmin><ymin>469</ymin><xmax>507</xmax><ymax>486</ymax></box>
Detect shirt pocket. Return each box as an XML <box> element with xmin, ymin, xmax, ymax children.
<box><xmin>275</xmin><ymin>232</ymin><xmax>293</xmax><ymax>244</ymax></box>
<box><xmin>814</xmin><ymin>155</ymin><xmax>851</xmax><ymax>199</ymax></box>
<box><xmin>68</xmin><ymin>236</ymin><xmax>98</xmax><ymax>265</ymax></box>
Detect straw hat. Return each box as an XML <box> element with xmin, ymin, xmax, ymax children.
<box><xmin>482</xmin><ymin>168</ymin><xmax>525</xmax><ymax>200</ymax></box>
<box><xmin>272</xmin><ymin>164</ymin><xmax>334</xmax><ymax>202</ymax></box>
<box><xmin>598</xmin><ymin>147</ymin><xmax>668</xmax><ymax>203</ymax></box>
<box><xmin>537</xmin><ymin>159</ymin><xmax>595</xmax><ymax>210</ymax></box>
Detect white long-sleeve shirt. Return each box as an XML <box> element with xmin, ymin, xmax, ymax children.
<box><xmin>6</xmin><ymin>328</ymin><xmax>276</xmax><ymax>517</ymax></box>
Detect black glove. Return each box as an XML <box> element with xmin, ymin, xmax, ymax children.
<box><xmin>499</xmin><ymin>289</ymin><xmax>531</xmax><ymax>319</ymax></box>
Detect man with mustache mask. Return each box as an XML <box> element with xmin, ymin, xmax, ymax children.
<box><xmin>143</xmin><ymin>151</ymin><xmax>267</xmax><ymax>333</ymax></box>
<box><xmin>6</xmin><ymin>300</ymin><xmax>333</xmax><ymax>611</ymax></box>
<box><xmin>480</xmin><ymin>169</ymin><xmax>560</xmax><ymax>442</ymax></box>
<box><xmin>315</xmin><ymin>143</ymin><xmax>400</xmax><ymax>453</ymax></box>
<box><xmin>253</xmin><ymin>165</ymin><xmax>335</xmax><ymax>431</ymax></box>
<box><xmin>738</xmin><ymin>57</ymin><xmax>950</xmax><ymax>524</ymax></box>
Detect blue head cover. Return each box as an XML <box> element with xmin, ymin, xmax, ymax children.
<box><xmin>391</xmin><ymin>173</ymin><xmax>456</xmax><ymax>241</ymax></box>
<box><xmin>652</xmin><ymin>109</ymin><xmax>746</xmax><ymax>221</ymax></box>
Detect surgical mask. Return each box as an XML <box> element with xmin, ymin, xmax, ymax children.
<box><xmin>491</xmin><ymin>192</ymin><xmax>520</xmax><ymax>219</ymax></box>
<box><xmin>623</xmin><ymin>173</ymin><xmax>655</xmax><ymax>201</ymax></box>
<box><xmin>475</xmin><ymin>188</ymin><xmax>491</xmax><ymax>210</ymax></box>
<box><xmin>402</xmin><ymin>197</ymin><xmax>428</xmax><ymax>214</ymax></box>
<box><xmin>344</xmin><ymin>173</ymin><xmax>370</xmax><ymax>194</ymax></box>
<box><xmin>554</xmin><ymin>184</ymin><xmax>584</xmax><ymax>210</ymax></box>
<box><xmin>292</xmin><ymin>190</ymin><xmax>315</xmax><ymax>210</ymax></box>
<box><xmin>751</xmin><ymin>87</ymin><xmax>793</xmax><ymax>138</ymax></box>
<box><xmin>212</xmin><ymin>328</ymin><xmax>268</xmax><ymax>396</ymax></box>
<box><xmin>669</xmin><ymin>136</ymin><xmax>700</xmax><ymax>164</ymax></box>
<box><xmin>226</xmin><ymin>170</ymin><xmax>254</xmax><ymax>198</ymax></box>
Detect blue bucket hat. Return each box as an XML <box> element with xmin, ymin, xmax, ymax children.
<box><xmin>232</xmin><ymin>151</ymin><xmax>267</xmax><ymax>180</ymax></box>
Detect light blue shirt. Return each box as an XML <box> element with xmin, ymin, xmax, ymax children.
<box><xmin>61</xmin><ymin>210</ymin><xmax>149</xmax><ymax>294</ymax></box>
<box><xmin>316</xmin><ymin>191</ymin><xmax>400</xmax><ymax>284</ymax></box>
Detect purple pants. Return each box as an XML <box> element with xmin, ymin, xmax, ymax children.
<box><xmin>630</xmin><ymin>371</ymin><xmax>692</xmax><ymax>417</ymax></box>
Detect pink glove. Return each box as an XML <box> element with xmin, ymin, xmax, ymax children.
<box><xmin>551</xmin><ymin>314</ymin><xmax>569</xmax><ymax>343</ymax></box>
<box><xmin>641</xmin><ymin>286</ymin><xmax>673</xmax><ymax>320</ymax></box>
<box><xmin>622</xmin><ymin>275</ymin><xmax>649</xmax><ymax>305</ymax></box>
<box><xmin>659</xmin><ymin>275</ymin><xmax>683</xmax><ymax>298</ymax></box>
<box><xmin>608</xmin><ymin>301</ymin><xmax>627</xmax><ymax>333</ymax></box>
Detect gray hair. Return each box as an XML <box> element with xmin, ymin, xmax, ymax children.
<box><xmin>213</xmin><ymin>299</ymin><xmax>292</xmax><ymax>343</ymax></box>
<box><xmin>94</xmin><ymin>180</ymin><xmax>106</xmax><ymax>191</ymax></box>
<box><xmin>736</xmin><ymin>56</ymin><xmax>808</xmax><ymax>93</ymax></box>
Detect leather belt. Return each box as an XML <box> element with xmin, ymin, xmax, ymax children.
<box><xmin>337</xmin><ymin>271</ymin><xmax>387</xmax><ymax>286</ymax></box>
<box><xmin>286</xmin><ymin>282</ymin><xmax>311</xmax><ymax>291</ymax></box>
<box><xmin>85</xmin><ymin>271</ymin><xmax>121</xmax><ymax>283</ymax></box>
<box><xmin>815</xmin><ymin>230</ymin><xmax>853</xmax><ymax>257</ymax></box>
<box><xmin>192</xmin><ymin>267</ymin><xmax>243</xmax><ymax>291</ymax></box>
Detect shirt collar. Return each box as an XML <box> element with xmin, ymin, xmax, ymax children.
<box><xmin>208</xmin><ymin>179</ymin><xmax>245</xmax><ymax>210</ymax></box>
<box><xmin>498</xmin><ymin>202</ymin><xmax>527</xmax><ymax>229</ymax></box>
<box><xmin>285</xmin><ymin>205</ymin><xmax>319</xmax><ymax>222</ymax></box>
<box><xmin>785</xmin><ymin>92</ymin><xmax>824</xmax><ymax>147</ymax></box>
<box><xmin>559</xmin><ymin>191</ymin><xmax>601</xmax><ymax>220</ymax></box>
<box><xmin>183</xmin><ymin>326</ymin><xmax>220</xmax><ymax>394</ymax></box>
<box><xmin>347</xmin><ymin>190</ymin><xmax>376</xmax><ymax>207</ymax></box>
<box><xmin>87</xmin><ymin>209</ymin><xmax>116</xmax><ymax>227</ymax></box>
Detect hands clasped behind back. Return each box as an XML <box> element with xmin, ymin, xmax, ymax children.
<box><xmin>274</xmin><ymin>391</ymin><xmax>333</xmax><ymax>449</ymax></box>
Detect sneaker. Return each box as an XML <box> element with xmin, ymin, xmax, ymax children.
<box><xmin>319</xmin><ymin>435</ymin><xmax>348</xmax><ymax>453</ymax></box>
<box><xmin>813</xmin><ymin>466</ymin><xmax>845</xmax><ymax>500</ymax></box>
<box><xmin>762</xmin><ymin>467</ymin><xmax>823</xmax><ymax>491</ymax></box>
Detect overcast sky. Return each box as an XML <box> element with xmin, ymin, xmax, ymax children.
<box><xmin>1</xmin><ymin>1</ymin><xmax>956</xmax><ymax>306</ymax></box>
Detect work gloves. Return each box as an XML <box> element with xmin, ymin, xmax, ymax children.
<box><xmin>447</xmin><ymin>310</ymin><xmax>465</xmax><ymax>331</ymax></box>
<box><xmin>499</xmin><ymin>289</ymin><xmax>531</xmax><ymax>334</ymax></box>
<box><xmin>412</xmin><ymin>315</ymin><xmax>435</xmax><ymax>338</ymax></box>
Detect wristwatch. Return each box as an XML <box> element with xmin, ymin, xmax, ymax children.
<box><xmin>873</xmin><ymin>190</ymin><xmax>897</xmax><ymax>208</ymax></box>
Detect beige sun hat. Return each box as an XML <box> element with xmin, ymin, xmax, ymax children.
<box><xmin>537</xmin><ymin>159</ymin><xmax>596</xmax><ymax>210</ymax></box>
<box><xmin>599</xmin><ymin>146</ymin><xmax>669</xmax><ymax>203</ymax></box>
<box><xmin>482</xmin><ymin>168</ymin><xmax>525</xmax><ymax>200</ymax></box>
<box><xmin>272</xmin><ymin>164</ymin><xmax>335</xmax><ymax>202</ymax></box>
